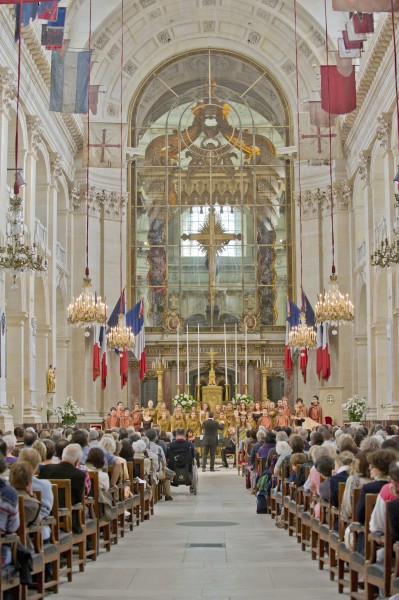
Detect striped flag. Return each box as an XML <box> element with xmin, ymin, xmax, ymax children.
<box><xmin>321</xmin><ymin>324</ymin><xmax>331</xmax><ymax>381</ymax></box>
<box><xmin>316</xmin><ymin>324</ymin><xmax>323</xmax><ymax>380</ymax></box>
<box><xmin>100</xmin><ymin>326</ymin><xmax>107</xmax><ymax>390</ymax></box>
<box><xmin>284</xmin><ymin>298</ymin><xmax>300</xmax><ymax>379</ymax></box>
<box><xmin>126</xmin><ymin>299</ymin><xmax>146</xmax><ymax>380</ymax></box>
<box><xmin>92</xmin><ymin>325</ymin><xmax>101</xmax><ymax>381</ymax></box>
<box><xmin>38</xmin><ymin>1</ymin><xmax>59</xmax><ymax>20</ymax></box>
<box><xmin>50</xmin><ymin>49</ymin><xmax>92</xmax><ymax>114</ymax></box>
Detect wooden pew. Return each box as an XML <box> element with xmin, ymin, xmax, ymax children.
<box><xmin>328</xmin><ymin>482</ymin><xmax>346</xmax><ymax>582</ymax></box>
<box><xmin>349</xmin><ymin>493</ymin><xmax>378</xmax><ymax>600</ymax></box>
<box><xmin>336</xmin><ymin>486</ymin><xmax>361</xmax><ymax>593</ymax></box>
<box><xmin>88</xmin><ymin>470</ymin><xmax>116</xmax><ymax>552</ymax></box>
<box><xmin>49</xmin><ymin>482</ymin><xmax>73</xmax><ymax>582</ymax></box>
<box><xmin>17</xmin><ymin>495</ymin><xmax>44</xmax><ymax>600</ymax></box>
<box><xmin>33</xmin><ymin>487</ymin><xmax>60</xmax><ymax>594</ymax></box>
<box><xmin>365</xmin><ymin>499</ymin><xmax>393</xmax><ymax>599</ymax></box>
<box><xmin>126</xmin><ymin>462</ymin><xmax>143</xmax><ymax>526</ymax></box>
<box><xmin>132</xmin><ymin>458</ymin><xmax>151</xmax><ymax>521</ymax></box>
<box><xmin>0</xmin><ymin>533</ymin><xmax>20</xmax><ymax>598</ymax></box>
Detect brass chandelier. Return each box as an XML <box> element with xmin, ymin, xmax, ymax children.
<box><xmin>106</xmin><ymin>313</ymin><xmax>135</xmax><ymax>351</ymax></box>
<box><xmin>315</xmin><ymin>272</ymin><xmax>354</xmax><ymax>326</ymax></box>
<box><xmin>0</xmin><ymin>194</ymin><xmax>47</xmax><ymax>284</ymax></box>
<box><xmin>288</xmin><ymin>311</ymin><xmax>317</xmax><ymax>349</ymax></box>
<box><xmin>67</xmin><ymin>273</ymin><xmax>106</xmax><ymax>327</ymax></box>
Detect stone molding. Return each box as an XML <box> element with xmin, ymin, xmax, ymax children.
<box><xmin>376</xmin><ymin>114</ymin><xmax>392</xmax><ymax>149</ymax></box>
<box><xmin>50</xmin><ymin>152</ymin><xmax>63</xmax><ymax>183</ymax></box>
<box><xmin>296</xmin><ymin>180</ymin><xmax>352</xmax><ymax>218</ymax></box>
<box><xmin>26</xmin><ymin>116</ymin><xmax>43</xmax><ymax>153</ymax></box>
<box><xmin>70</xmin><ymin>183</ymin><xmax>128</xmax><ymax>218</ymax></box>
<box><xmin>358</xmin><ymin>151</ymin><xmax>371</xmax><ymax>183</ymax></box>
<box><xmin>0</xmin><ymin>67</ymin><xmax>16</xmax><ymax>115</ymax></box>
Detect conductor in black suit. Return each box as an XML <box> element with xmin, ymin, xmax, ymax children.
<box><xmin>201</xmin><ymin>412</ymin><xmax>224</xmax><ymax>472</ymax></box>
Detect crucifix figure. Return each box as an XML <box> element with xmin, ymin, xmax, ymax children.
<box><xmin>181</xmin><ymin>211</ymin><xmax>241</xmax><ymax>321</ymax></box>
<box><xmin>301</xmin><ymin>126</ymin><xmax>336</xmax><ymax>154</ymax></box>
<box><xmin>207</xmin><ymin>347</ymin><xmax>217</xmax><ymax>386</ymax></box>
<box><xmin>89</xmin><ymin>128</ymin><xmax>121</xmax><ymax>165</ymax></box>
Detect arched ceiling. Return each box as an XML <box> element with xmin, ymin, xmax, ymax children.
<box><xmin>60</xmin><ymin>0</ymin><xmax>347</xmax><ymax>123</ymax></box>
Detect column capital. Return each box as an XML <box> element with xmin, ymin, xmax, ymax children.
<box><xmin>0</xmin><ymin>67</ymin><xmax>16</xmax><ymax>118</ymax></box>
<box><xmin>50</xmin><ymin>152</ymin><xmax>63</xmax><ymax>186</ymax></box>
<box><xmin>26</xmin><ymin>115</ymin><xmax>43</xmax><ymax>156</ymax></box>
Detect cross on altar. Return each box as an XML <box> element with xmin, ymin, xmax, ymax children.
<box><xmin>89</xmin><ymin>128</ymin><xmax>121</xmax><ymax>164</ymax></box>
<box><xmin>181</xmin><ymin>211</ymin><xmax>241</xmax><ymax>308</ymax></box>
<box><xmin>301</xmin><ymin>126</ymin><xmax>336</xmax><ymax>154</ymax></box>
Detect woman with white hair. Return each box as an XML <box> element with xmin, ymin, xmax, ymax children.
<box><xmin>132</xmin><ymin>439</ymin><xmax>151</xmax><ymax>478</ymax></box>
<box><xmin>2</xmin><ymin>435</ymin><xmax>18</xmax><ymax>465</ymax></box>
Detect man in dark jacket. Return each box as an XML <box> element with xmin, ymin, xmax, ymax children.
<box><xmin>201</xmin><ymin>412</ymin><xmax>224</xmax><ymax>472</ymax></box>
<box><xmin>39</xmin><ymin>443</ymin><xmax>86</xmax><ymax>506</ymax></box>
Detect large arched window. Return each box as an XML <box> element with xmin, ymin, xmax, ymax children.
<box><xmin>130</xmin><ymin>50</ymin><xmax>293</xmax><ymax>331</ymax></box>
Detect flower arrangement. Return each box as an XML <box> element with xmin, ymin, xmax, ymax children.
<box><xmin>232</xmin><ymin>393</ymin><xmax>254</xmax><ymax>408</ymax></box>
<box><xmin>342</xmin><ymin>395</ymin><xmax>367</xmax><ymax>423</ymax></box>
<box><xmin>48</xmin><ymin>397</ymin><xmax>84</xmax><ymax>426</ymax></box>
<box><xmin>173</xmin><ymin>393</ymin><xmax>196</xmax><ymax>410</ymax></box>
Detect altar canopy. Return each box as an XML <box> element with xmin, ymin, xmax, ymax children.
<box><xmin>130</xmin><ymin>50</ymin><xmax>292</xmax><ymax>331</ymax></box>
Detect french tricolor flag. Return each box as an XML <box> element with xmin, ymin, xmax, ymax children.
<box><xmin>126</xmin><ymin>299</ymin><xmax>146</xmax><ymax>380</ymax></box>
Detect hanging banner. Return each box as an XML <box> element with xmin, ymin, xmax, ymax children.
<box><xmin>308</xmin><ymin>101</ymin><xmax>338</xmax><ymax>128</ymax></box>
<box><xmin>343</xmin><ymin>30</ymin><xmax>364</xmax><ymax>50</ymax></box>
<box><xmin>50</xmin><ymin>49</ymin><xmax>91</xmax><ymax>114</ymax></box>
<box><xmin>338</xmin><ymin>38</ymin><xmax>361</xmax><ymax>59</ymax></box>
<box><xmin>334</xmin><ymin>51</ymin><xmax>354</xmax><ymax>76</ymax></box>
<box><xmin>299</xmin><ymin>112</ymin><xmax>342</xmax><ymax>160</ymax></box>
<box><xmin>83</xmin><ymin>122</ymin><xmax>128</xmax><ymax>168</ymax></box>
<box><xmin>352</xmin><ymin>13</ymin><xmax>374</xmax><ymax>34</ymax></box>
<box><xmin>321</xmin><ymin>66</ymin><xmax>357</xmax><ymax>115</ymax></box>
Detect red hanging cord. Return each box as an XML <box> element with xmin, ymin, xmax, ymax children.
<box><xmin>294</xmin><ymin>0</ymin><xmax>304</xmax><ymax>308</ymax></box>
<box><xmin>119</xmin><ymin>0</ymin><xmax>124</xmax><ymax>315</ymax></box>
<box><xmin>324</xmin><ymin>0</ymin><xmax>336</xmax><ymax>275</ymax></box>
<box><xmin>85</xmin><ymin>0</ymin><xmax>92</xmax><ymax>278</ymax></box>
<box><xmin>14</xmin><ymin>0</ymin><xmax>23</xmax><ymax>195</ymax></box>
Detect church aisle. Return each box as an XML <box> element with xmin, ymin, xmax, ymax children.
<box><xmin>56</xmin><ymin>468</ymin><xmax>341</xmax><ymax>600</ymax></box>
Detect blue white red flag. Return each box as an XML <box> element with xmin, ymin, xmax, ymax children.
<box><xmin>50</xmin><ymin>49</ymin><xmax>91</xmax><ymax>114</ymax></box>
<box><xmin>126</xmin><ymin>299</ymin><xmax>146</xmax><ymax>380</ymax></box>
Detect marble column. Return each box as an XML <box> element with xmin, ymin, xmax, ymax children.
<box><xmin>0</xmin><ymin>68</ymin><xmax>15</xmax><ymax>429</ymax></box>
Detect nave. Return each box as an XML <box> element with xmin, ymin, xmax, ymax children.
<box><xmin>55</xmin><ymin>468</ymin><xmax>339</xmax><ymax>600</ymax></box>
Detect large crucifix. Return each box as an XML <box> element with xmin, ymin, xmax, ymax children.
<box><xmin>181</xmin><ymin>211</ymin><xmax>241</xmax><ymax>321</ymax></box>
<box><xmin>89</xmin><ymin>128</ymin><xmax>121</xmax><ymax>165</ymax></box>
<box><xmin>301</xmin><ymin>125</ymin><xmax>336</xmax><ymax>154</ymax></box>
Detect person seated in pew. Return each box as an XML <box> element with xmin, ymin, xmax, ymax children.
<box><xmin>9</xmin><ymin>461</ymin><xmax>42</xmax><ymax>534</ymax></box>
<box><xmin>86</xmin><ymin>448</ymin><xmax>110</xmax><ymax>491</ymax></box>
<box><xmin>369</xmin><ymin>457</ymin><xmax>399</xmax><ymax>534</ymax></box>
<box><xmin>257</xmin><ymin>430</ymin><xmax>276</xmax><ymax>467</ymax></box>
<box><xmin>41</xmin><ymin>439</ymin><xmax>56</xmax><ymax>466</ymax></box>
<box><xmin>249</xmin><ymin>430</ymin><xmax>266</xmax><ymax>467</ymax></box>
<box><xmin>38</xmin><ymin>443</ymin><xmax>86</xmax><ymax>533</ymax></box>
<box><xmin>19</xmin><ymin>449</ymin><xmax>53</xmax><ymax>545</ymax></box>
<box><xmin>132</xmin><ymin>439</ymin><xmax>152</xmax><ymax>479</ymax></box>
<box><xmin>355</xmin><ymin>448</ymin><xmax>398</xmax><ymax>524</ymax></box>
<box><xmin>340</xmin><ymin>450</ymin><xmax>373</xmax><ymax>522</ymax></box>
<box><xmin>0</xmin><ymin>454</ymin><xmax>19</xmax><ymax>567</ymax></box>
<box><xmin>146</xmin><ymin>429</ymin><xmax>173</xmax><ymax>501</ymax></box>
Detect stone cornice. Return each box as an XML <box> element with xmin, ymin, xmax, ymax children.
<box><xmin>296</xmin><ymin>180</ymin><xmax>352</xmax><ymax>219</ymax></box>
<box><xmin>70</xmin><ymin>183</ymin><xmax>128</xmax><ymax>218</ymax></box>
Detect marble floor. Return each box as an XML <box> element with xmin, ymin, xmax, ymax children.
<box><xmin>56</xmin><ymin>465</ymin><xmax>342</xmax><ymax>600</ymax></box>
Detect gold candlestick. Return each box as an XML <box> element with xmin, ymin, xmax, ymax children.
<box><xmin>261</xmin><ymin>367</ymin><xmax>268</xmax><ymax>403</ymax></box>
<box><xmin>196</xmin><ymin>383</ymin><xmax>201</xmax><ymax>404</ymax></box>
<box><xmin>243</xmin><ymin>383</ymin><xmax>248</xmax><ymax>395</ymax></box>
<box><xmin>185</xmin><ymin>383</ymin><xmax>190</xmax><ymax>395</ymax></box>
<box><xmin>176</xmin><ymin>383</ymin><xmax>181</xmax><ymax>396</ymax></box>
<box><xmin>156</xmin><ymin>364</ymin><xmax>164</xmax><ymax>404</ymax></box>
<box><xmin>234</xmin><ymin>383</ymin><xmax>238</xmax><ymax>399</ymax></box>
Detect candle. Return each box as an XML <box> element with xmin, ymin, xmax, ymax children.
<box><xmin>186</xmin><ymin>323</ymin><xmax>189</xmax><ymax>386</ymax></box>
<box><xmin>177</xmin><ymin>326</ymin><xmax>180</xmax><ymax>388</ymax></box>
<box><xmin>224</xmin><ymin>323</ymin><xmax>228</xmax><ymax>383</ymax></box>
<box><xmin>245</xmin><ymin>323</ymin><xmax>248</xmax><ymax>386</ymax></box>
<box><xmin>197</xmin><ymin>324</ymin><xmax>200</xmax><ymax>384</ymax></box>
<box><xmin>234</xmin><ymin>323</ymin><xmax>238</xmax><ymax>385</ymax></box>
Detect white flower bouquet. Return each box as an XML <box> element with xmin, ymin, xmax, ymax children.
<box><xmin>173</xmin><ymin>393</ymin><xmax>196</xmax><ymax>409</ymax></box>
<box><xmin>232</xmin><ymin>393</ymin><xmax>254</xmax><ymax>408</ymax></box>
<box><xmin>342</xmin><ymin>395</ymin><xmax>367</xmax><ymax>422</ymax></box>
<box><xmin>49</xmin><ymin>396</ymin><xmax>84</xmax><ymax>426</ymax></box>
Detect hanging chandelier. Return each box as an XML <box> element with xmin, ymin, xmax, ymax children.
<box><xmin>315</xmin><ymin>272</ymin><xmax>354</xmax><ymax>326</ymax></box>
<box><xmin>67</xmin><ymin>273</ymin><xmax>106</xmax><ymax>327</ymax></box>
<box><xmin>0</xmin><ymin>193</ymin><xmax>47</xmax><ymax>284</ymax></box>
<box><xmin>371</xmin><ymin>172</ymin><xmax>399</xmax><ymax>268</ymax></box>
<box><xmin>288</xmin><ymin>311</ymin><xmax>317</xmax><ymax>348</ymax></box>
<box><xmin>106</xmin><ymin>313</ymin><xmax>135</xmax><ymax>351</ymax></box>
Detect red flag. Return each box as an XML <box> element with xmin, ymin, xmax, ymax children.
<box><xmin>316</xmin><ymin>324</ymin><xmax>323</xmax><ymax>380</ymax></box>
<box><xmin>92</xmin><ymin>326</ymin><xmax>100</xmax><ymax>381</ymax></box>
<box><xmin>38</xmin><ymin>1</ymin><xmax>58</xmax><ymax>21</ymax></box>
<box><xmin>353</xmin><ymin>13</ymin><xmax>374</xmax><ymax>34</ymax></box>
<box><xmin>335</xmin><ymin>51</ymin><xmax>354</xmax><ymax>76</ymax></box>
<box><xmin>343</xmin><ymin>30</ymin><xmax>363</xmax><ymax>50</ymax></box>
<box><xmin>321</xmin><ymin>66</ymin><xmax>357</xmax><ymax>115</ymax></box>
<box><xmin>333</xmin><ymin>0</ymin><xmax>399</xmax><ymax>10</ymax></box>
<box><xmin>99</xmin><ymin>326</ymin><xmax>107</xmax><ymax>389</ymax></box>
<box><xmin>284</xmin><ymin>299</ymin><xmax>293</xmax><ymax>378</ymax></box>
<box><xmin>300</xmin><ymin>349</ymin><xmax>308</xmax><ymax>384</ymax></box>
<box><xmin>321</xmin><ymin>324</ymin><xmax>331</xmax><ymax>381</ymax></box>
<box><xmin>346</xmin><ymin>20</ymin><xmax>367</xmax><ymax>42</ymax></box>
<box><xmin>120</xmin><ymin>350</ymin><xmax>128</xmax><ymax>389</ymax></box>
